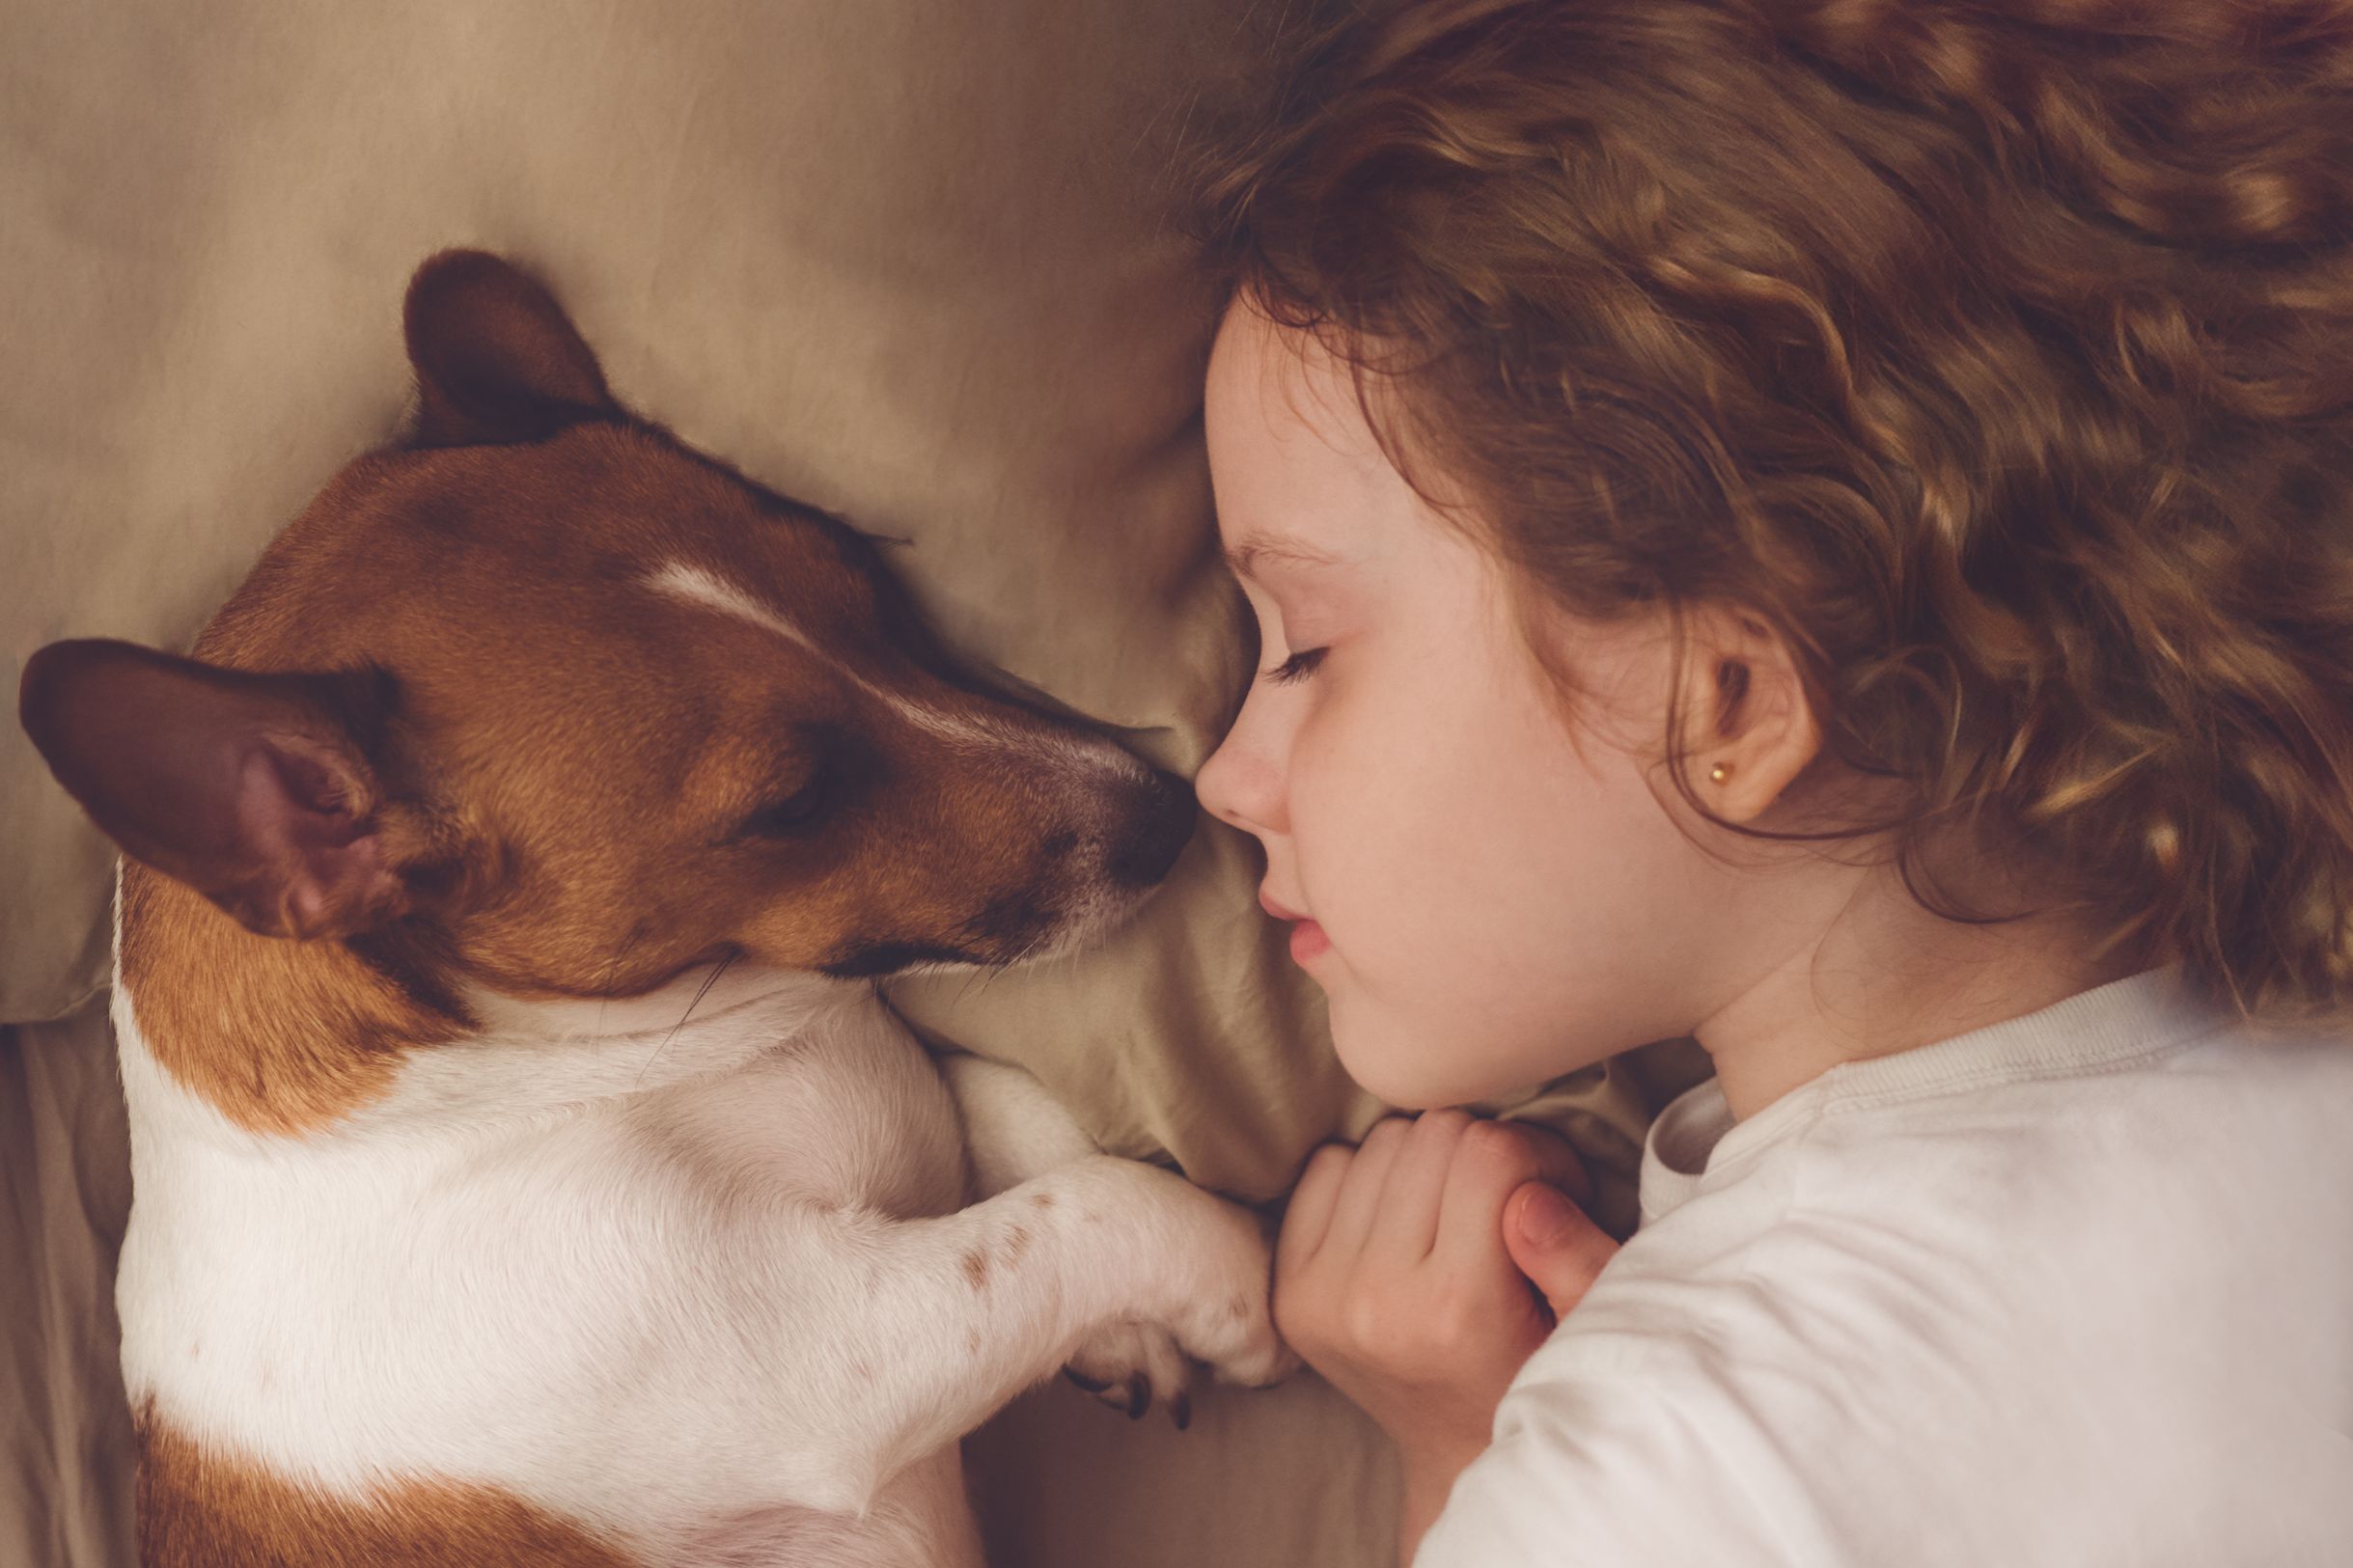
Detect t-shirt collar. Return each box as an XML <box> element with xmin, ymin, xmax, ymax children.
<box><xmin>1638</xmin><ymin>961</ymin><xmax>2220</xmax><ymax>1225</ymax></box>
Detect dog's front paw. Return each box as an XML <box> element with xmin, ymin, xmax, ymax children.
<box><xmin>1061</xmin><ymin>1320</ymin><xmax>1198</xmax><ymax>1428</ymax></box>
<box><xmin>1062</xmin><ymin>1179</ymin><xmax>1300</xmax><ymax>1426</ymax></box>
<box><xmin>1160</xmin><ymin>1191</ymin><xmax>1301</xmax><ymax>1395</ymax></box>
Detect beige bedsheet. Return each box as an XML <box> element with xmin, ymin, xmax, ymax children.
<box><xmin>0</xmin><ymin>1</ymin><xmax>1709</xmax><ymax>1561</ymax></box>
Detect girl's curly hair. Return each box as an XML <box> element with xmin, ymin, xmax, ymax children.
<box><xmin>1182</xmin><ymin>0</ymin><xmax>2353</xmax><ymax>1026</ymax></box>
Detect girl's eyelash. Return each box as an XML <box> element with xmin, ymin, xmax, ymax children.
<box><xmin>1262</xmin><ymin>646</ymin><xmax>1328</xmax><ymax>686</ymax></box>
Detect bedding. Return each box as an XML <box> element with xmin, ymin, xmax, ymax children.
<box><xmin>0</xmin><ymin>1</ymin><xmax>1709</xmax><ymax>1561</ymax></box>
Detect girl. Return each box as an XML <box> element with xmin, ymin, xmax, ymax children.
<box><xmin>1184</xmin><ymin>1</ymin><xmax>2353</xmax><ymax>1562</ymax></box>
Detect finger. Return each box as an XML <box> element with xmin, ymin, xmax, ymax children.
<box><xmin>1317</xmin><ymin>1114</ymin><xmax>1413</xmax><ymax>1265</ymax></box>
<box><xmin>1504</xmin><ymin>1180</ymin><xmax>1619</xmax><ymax>1320</ymax></box>
<box><xmin>1276</xmin><ymin>1142</ymin><xmax>1353</xmax><ymax>1276</ymax></box>
<box><xmin>1497</xmin><ymin>1117</ymin><xmax>1594</xmax><ymax>1205</ymax></box>
<box><xmin>1430</xmin><ymin>1119</ymin><xmax>1591</xmax><ymax>1276</ymax></box>
<box><xmin>1366</xmin><ymin>1109</ymin><xmax>1474</xmax><ymax>1263</ymax></box>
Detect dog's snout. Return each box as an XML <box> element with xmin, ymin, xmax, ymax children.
<box><xmin>1104</xmin><ymin>768</ymin><xmax>1198</xmax><ymax>888</ymax></box>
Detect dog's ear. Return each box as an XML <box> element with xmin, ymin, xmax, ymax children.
<box><xmin>19</xmin><ymin>639</ymin><xmax>413</xmax><ymax>941</ymax></box>
<box><xmin>401</xmin><ymin>248</ymin><xmax>617</xmax><ymax>448</ymax></box>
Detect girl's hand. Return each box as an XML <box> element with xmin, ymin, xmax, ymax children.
<box><xmin>1272</xmin><ymin>1110</ymin><xmax>1618</xmax><ymax>1559</ymax></box>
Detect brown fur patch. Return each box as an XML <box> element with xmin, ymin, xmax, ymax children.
<box><xmin>135</xmin><ymin>1406</ymin><xmax>637</xmax><ymax>1566</ymax></box>
<box><xmin>960</xmin><ymin>1246</ymin><xmax>991</xmax><ymax>1290</ymax></box>
<box><xmin>119</xmin><ymin>863</ymin><xmax>466</xmax><ymax>1136</ymax></box>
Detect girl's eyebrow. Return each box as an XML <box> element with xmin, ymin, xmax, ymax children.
<box><xmin>1223</xmin><ymin>536</ymin><xmax>1342</xmax><ymax>582</ymax></box>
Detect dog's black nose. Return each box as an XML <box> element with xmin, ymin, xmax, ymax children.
<box><xmin>1104</xmin><ymin>767</ymin><xmax>1198</xmax><ymax>888</ymax></box>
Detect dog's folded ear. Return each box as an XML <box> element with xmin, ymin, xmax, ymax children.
<box><xmin>401</xmin><ymin>248</ymin><xmax>617</xmax><ymax>448</ymax></box>
<box><xmin>19</xmin><ymin>639</ymin><xmax>414</xmax><ymax>941</ymax></box>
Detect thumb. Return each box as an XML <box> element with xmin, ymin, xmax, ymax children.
<box><xmin>1502</xmin><ymin>1180</ymin><xmax>1617</xmax><ymax>1321</ymax></box>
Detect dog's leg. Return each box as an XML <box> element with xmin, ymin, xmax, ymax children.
<box><xmin>939</xmin><ymin>1051</ymin><xmax>1219</xmax><ymax>1424</ymax></box>
<box><xmin>938</xmin><ymin>1051</ymin><xmax>1100</xmax><ymax>1200</ymax></box>
<box><xmin>753</xmin><ymin>1150</ymin><xmax>1292</xmax><ymax>1514</ymax></box>
<box><xmin>640</xmin><ymin>1048</ymin><xmax>1289</xmax><ymax>1504</ymax></box>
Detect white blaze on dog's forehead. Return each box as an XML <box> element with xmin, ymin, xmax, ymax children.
<box><xmin>648</xmin><ymin>560</ymin><xmax>823</xmax><ymax>654</ymax></box>
<box><xmin>643</xmin><ymin>561</ymin><xmax>1153</xmax><ymax>787</ymax></box>
<box><xmin>643</xmin><ymin>561</ymin><xmax>1015</xmax><ymax>749</ymax></box>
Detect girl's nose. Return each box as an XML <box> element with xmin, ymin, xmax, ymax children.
<box><xmin>1194</xmin><ymin>728</ymin><xmax>1280</xmax><ymax>841</ymax></box>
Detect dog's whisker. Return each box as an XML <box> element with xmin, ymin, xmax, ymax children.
<box><xmin>635</xmin><ymin>949</ymin><xmax>737</xmax><ymax>1090</ymax></box>
<box><xmin>595</xmin><ymin>927</ymin><xmax>644</xmax><ymax>1039</ymax></box>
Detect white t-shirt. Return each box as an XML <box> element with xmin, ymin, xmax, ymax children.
<box><xmin>1415</xmin><ymin>963</ymin><xmax>2353</xmax><ymax>1567</ymax></box>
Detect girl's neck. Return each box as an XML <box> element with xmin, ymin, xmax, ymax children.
<box><xmin>1696</xmin><ymin>877</ymin><xmax>2146</xmax><ymax>1121</ymax></box>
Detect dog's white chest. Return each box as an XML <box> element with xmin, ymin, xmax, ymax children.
<box><xmin>616</xmin><ymin>1004</ymin><xmax>973</xmax><ymax>1220</ymax></box>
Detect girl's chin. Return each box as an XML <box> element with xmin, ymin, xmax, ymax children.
<box><xmin>1332</xmin><ymin>1027</ymin><xmax>1513</xmax><ymax>1113</ymax></box>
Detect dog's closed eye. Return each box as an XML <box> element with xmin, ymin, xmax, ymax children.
<box><xmin>738</xmin><ymin>763</ymin><xmax>836</xmax><ymax>839</ymax></box>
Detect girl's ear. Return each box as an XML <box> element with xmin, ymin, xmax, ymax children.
<box><xmin>1673</xmin><ymin>602</ymin><xmax>1822</xmax><ymax>823</ymax></box>
<box><xmin>401</xmin><ymin>248</ymin><xmax>617</xmax><ymax>448</ymax></box>
<box><xmin>17</xmin><ymin>639</ymin><xmax>411</xmax><ymax>941</ymax></box>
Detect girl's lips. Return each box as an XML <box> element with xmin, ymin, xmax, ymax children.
<box><xmin>1260</xmin><ymin>888</ymin><xmax>1327</xmax><ymax>962</ymax></box>
<box><xmin>1288</xmin><ymin>919</ymin><xmax>1330</xmax><ymax>963</ymax></box>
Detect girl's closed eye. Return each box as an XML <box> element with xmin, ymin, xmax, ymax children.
<box><xmin>1262</xmin><ymin>646</ymin><xmax>1328</xmax><ymax>686</ymax></box>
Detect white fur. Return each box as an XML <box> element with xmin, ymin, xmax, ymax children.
<box><xmin>114</xmin><ymin>878</ymin><xmax>1288</xmax><ymax>1565</ymax></box>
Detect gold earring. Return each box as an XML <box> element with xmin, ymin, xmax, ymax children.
<box><xmin>1709</xmin><ymin>761</ymin><xmax>1732</xmax><ymax>784</ymax></box>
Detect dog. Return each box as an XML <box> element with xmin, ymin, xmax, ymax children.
<box><xmin>17</xmin><ymin>249</ymin><xmax>1293</xmax><ymax>1567</ymax></box>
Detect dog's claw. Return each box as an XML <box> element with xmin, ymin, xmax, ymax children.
<box><xmin>1066</xmin><ymin>1321</ymin><xmax>1198</xmax><ymax>1426</ymax></box>
<box><xmin>1169</xmin><ymin>1389</ymin><xmax>1191</xmax><ymax>1432</ymax></box>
